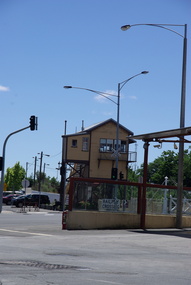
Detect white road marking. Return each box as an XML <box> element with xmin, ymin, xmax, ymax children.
<box><xmin>0</xmin><ymin>228</ymin><xmax>53</xmax><ymax>237</ymax></box>
<box><xmin>86</xmin><ymin>279</ymin><xmax>126</xmax><ymax>285</ymax></box>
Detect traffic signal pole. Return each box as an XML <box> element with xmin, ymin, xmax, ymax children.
<box><xmin>0</xmin><ymin>116</ymin><xmax>38</xmax><ymax>213</ymax></box>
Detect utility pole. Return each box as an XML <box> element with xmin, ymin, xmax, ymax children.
<box><xmin>33</xmin><ymin>156</ymin><xmax>37</xmax><ymax>186</ymax></box>
<box><xmin>38</xmin><ymin>152</ymin><xmax>43</xmax><ymax>195</ymax></box>
<box><xmin>37</xmin><ymin>151</ymin><xmax>49</xmax><ymax>206</ymax></box>
<box><xmin>26</xmin><ymin>162</ymin><xmax>28</xmax><ymax>179</ymax></box>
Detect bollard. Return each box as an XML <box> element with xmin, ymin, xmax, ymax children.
<box><xmin>62</xmin><ymin>210</ymin><xmax>68</xmax><ymax>230</ymax></box>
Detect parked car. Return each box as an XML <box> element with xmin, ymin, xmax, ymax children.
<box><xmin>12</xmin><ymin>194</ymin><xmax>50</xmax><ymax>208</ymax></box>
<box><xmin>3</xmin><ymin>191</ymin><xmax>13</xmax><ymax>197</ymax></box>
<box><xmin>3</xmin><ymin>194</ymin><xmax>21</xmax><ymax>205</ymax></box>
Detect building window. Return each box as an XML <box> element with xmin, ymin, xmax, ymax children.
<box><xmin>72</xmin><ymin>139</ymin><xmax>77</xmax><ymax>147</ymax></box>
<box><xmin>100</xmin><ymin>139</ymin><xmax>106</xmax><ymax>152</ymax></box>
<box><xmin>120</xmin><ymin>140</ymin><xmax>127</xmax><ymax>153</ymax></box>
<box><xmin>100</xmin><ymin>139</ymin><xmax>127</xmax><ymax>153</ymax></box>
<box><xmin>82</xmin><ymin>137</ymin><xmax>89</xmax><ymax>151</ymax></box>
<box><xmin>100</xmin><ymin>139</ymin><xmax>113</xmax><ymax>152</ymax></box>
<box><xmin>114</xmin><ymin>139</ymin><xmax>127</xmax><ymax>153</ymax></box>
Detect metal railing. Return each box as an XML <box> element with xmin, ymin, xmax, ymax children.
<box><xmin>67</xmin><ymin>177</ymin><xmax>191</xmax><ymax>227</ymax></box>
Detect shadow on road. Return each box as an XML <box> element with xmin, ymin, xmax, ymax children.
<box><xmin>130</xmin><ymin>228</ymin><xmax>191</xmax><ymax>239</ymax></box>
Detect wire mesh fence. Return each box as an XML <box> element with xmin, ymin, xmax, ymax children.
<box><xmin>69</xmin><ymin>179</ymin><xmax>191</xmax><ymax>215</ymax></box>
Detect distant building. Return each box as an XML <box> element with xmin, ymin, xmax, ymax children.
<box><xmin>62</xmin><ymin>118</ymin><xmax>136</xmax><ymax>181</ymax></box>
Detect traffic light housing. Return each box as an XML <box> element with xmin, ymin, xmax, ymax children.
<box><xmin>119</xmin><ymin>171</ymin><xmax>124</xmax><ymax>180</ymax></box>
<box><xmin>30</xmin><ymin>115</ymin><xmax>37</xmax><ymax>131</ymax></box>
<box><xmin>111</xmin><ymin>167</ymin><xmax>118</xmax><ymax>180</ymax></box>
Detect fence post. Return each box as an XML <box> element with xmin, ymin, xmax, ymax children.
<box><xmin>137</xmin><ymin>184</ymin><xmax>142</xmax><ymax>214</ymax></box>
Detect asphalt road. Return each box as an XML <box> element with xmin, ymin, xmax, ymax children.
<box><xmin>0</xmin><ymin>206</ymin><xmax>191</xmax><ymax>285</ymax></box>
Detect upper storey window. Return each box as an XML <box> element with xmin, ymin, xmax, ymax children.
<box><xmin>82</xmin><ymin>137</ymin><xmax>89</xmax><ymax>151</ymax></box>
<box><xmin>72</xmin><ymin>139</ymin><xmax>77</xmax><ymax>147</ymax></box>
<box><xmin>100</xmin><ymin>139</ymin><xmax>127</xmax><ymax>153</ymax></box>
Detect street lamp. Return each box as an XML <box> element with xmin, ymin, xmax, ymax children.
<box><xmin>116</xmin><ymin>71</ymin><xmax>148</xmax><ymax>173</ymax></box>
<box><xmin>64</xmin><ymin>71</ymin><xmax>148</xmax><ymax>179</ymax></box>
<box><xmin>121</xmin><ymin>23</ymin><xmax>187</xmax><ymax>228</ymax></box>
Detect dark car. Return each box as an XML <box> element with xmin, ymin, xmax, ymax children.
<box><xmin>3</xmin><ymin>191</ymin><xmax>13</xmax><ymax>197</ymax></box>
<box><xmin>12</xmin><ymin>194</ymin><xmax>50</xmax><ymax>208</ymax></box>
<box><xmin>3</xmin><ymin>194</ymin><xmax>21</xmax><ymax>205</ymax></box>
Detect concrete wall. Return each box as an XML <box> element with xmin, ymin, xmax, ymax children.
<box><xmin>67</xmin><ymin>211</ymin><xmax>139</xmax><ymax>230</ymax></box>
<box><xmin>66</xmin><ymin>211</ymin><xmax>191</xmax><ymax>230</ymax></box>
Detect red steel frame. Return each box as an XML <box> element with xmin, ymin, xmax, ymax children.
<box><xmin>68</xmin><ymin>176</ymin><xmax>191</xmax><ymax>229</ymax></box>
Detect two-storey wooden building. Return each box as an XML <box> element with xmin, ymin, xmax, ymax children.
<box><xmin>62</xmin><ymin>118</ymin><xmax>136</xmax><ymax>181</ymax></box>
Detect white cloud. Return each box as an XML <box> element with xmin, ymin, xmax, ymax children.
<box><xmin>93</xmin><ymin>89</ymin><xmax>138</xmax><ymax>102</ymax></box>
<box><xmin>0</xmin><ymin>85</ymin><xmax>10</xmax><ymax>92</ymax></box>
<box><xmin>94</xmin><ymin>90</ymin><xmax>117</xmax><ymax>103</ymax></box>
<box><xmin>128</xmin><ymin>95</ymin><xmax>137</xmax><ymax>100</ymax></box>
<box><xmin>103</xmin><ymin>111</ymin><xmax>113</xmax><ymax>116</ymax></box>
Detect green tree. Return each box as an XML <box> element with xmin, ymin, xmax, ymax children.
<box><xmin>183</xmin><ymin>149</ymin><xmax>191</xmax><ymax>187</ymax></box>
<box><xmin>31</xmin><ymin>172</ymin><xmax>60</xmax><ymax>193</ymax></box>
<box><xmin>127</xmin><ymin>167</ymin><xmax>139</xmax><ymax>182</ymax></box>
<box><xmin>136</xmin><ymin>149</ymin><xmax>191</xmax><ymax>187</ymax></box>
<box><xmin>147</xmin><ymin>150</ymin><xmax>178</xmax><ymax>184</ymax></box>
<box><xmin>4</xmin><ymin>162</ymin><xmax>25</xmax><ymax>191</ymax></box>
<box><xmin>50</xmin><ymin>177</ymin><xmax>60</xmax><ymax>192</ymax></box>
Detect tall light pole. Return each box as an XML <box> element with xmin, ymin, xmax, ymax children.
<box><xmin>116</xmin><ymin>71</ymin><xmax>148</xmax><ymax>173</ymax></box>
<box><xmin>32</xmin><ymin>156</ymin><xmax>38</xmax><ymax>186</ymax></box>
<box><xmin>64</xmin><ymin>71</ymin><xmax>148</xmax><ymax>179</ymax></box>
<box><xmin>37</xmin><ymin>152</ymin><xmax>50</xmax><ymax>206</ymax></box>
<box><xmin>121</xmin><ymin>23</ymin><xmax>187</xmax><ymax>228</ymax></box>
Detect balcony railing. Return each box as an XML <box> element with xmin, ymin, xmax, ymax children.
<box><xmin>98</xmin><ymin>151</ymin><xmax>137</xmax><ymax>162</ymax></box>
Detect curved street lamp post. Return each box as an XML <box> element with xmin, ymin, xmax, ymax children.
<box><xmin>121</xmin><ymin>23</ymin><xmax>187</xmax><ymax>228</ymax></box>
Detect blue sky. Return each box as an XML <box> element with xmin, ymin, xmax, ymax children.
<box><xmin>0</xmin><ymin>0</ymin><xmax>191</xmax><ymax>180</ymax></box>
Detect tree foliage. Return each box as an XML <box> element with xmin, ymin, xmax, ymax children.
<box><xmin>4</xmin><ymin>162</ymin><xmax>25</xmax><ymax>191</ymax></box>
<box><xmin>136</xmin><ymin>149</ymin><xmax>191</xmax><ymax>187</ymax></box>
<box><xmin>4</xmin><ymin>163</ymin><xmax>60</xmax><ymax>193</ymax></box>
<box><xmin>29</xmin><ymin>172</ymin><xmax>60</xmax><ymax>193</ymax></box>
<box><xmin>183</xmin><ymin>149</ymin><xmax>191</xmax><ymax>186</ymax></box>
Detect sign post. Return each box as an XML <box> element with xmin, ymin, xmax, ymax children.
<box><xmin>22</xmin><ymin>179</ymin><xmax>30</xmax><ymax>194</ymax></box>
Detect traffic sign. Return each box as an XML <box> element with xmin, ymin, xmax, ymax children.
<box><xmin>22</xmin><ymin>179</ymin><xmax>30</xmax><ymax>188</ymax></box>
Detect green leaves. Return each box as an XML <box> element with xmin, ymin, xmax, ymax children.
<box><xmin>4</xmin><ymin>162</ymin><xmax>25</xmax><ymax>191</ymax></box>
<box><xmin>136</xmin><ymin>149</ymin><xmax>191</xmax><ymax>187</ymax></box>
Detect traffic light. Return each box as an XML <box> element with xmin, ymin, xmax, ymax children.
<box><xmin>119</xmin><ymin>171</ymin><xmax>124</xmax><ymax>180</ymax></box>
<box><xmin>30</xmin><ymin>115</ymin><xmax>37</xmax><ymax>131</ymax></box>
<box><xmin>111</xmin><ymin>167</ymin><xmax>118</xmax><ymax>180</ymax></box>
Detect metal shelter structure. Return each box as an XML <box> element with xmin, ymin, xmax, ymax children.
<box><xmin>129</xmin><ymin>126</ymin><xmax>191</xmax><ymax>229</ymax></box>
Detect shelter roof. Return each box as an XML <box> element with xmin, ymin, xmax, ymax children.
<box><xmin>129</xmin><ymin>126</ymin><xmax>191</xmax><ymax>143</ymax></box>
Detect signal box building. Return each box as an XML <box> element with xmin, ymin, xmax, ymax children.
<box><xmin>62</xmin><ymin>119</ymin><xmax>136</xmax><ymax>181</ymax></box>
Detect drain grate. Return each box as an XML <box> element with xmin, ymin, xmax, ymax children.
<box><xmin>0</xmin><ymin>260</ymin><xmax>90</xmax><ymax>271</ymax></box>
